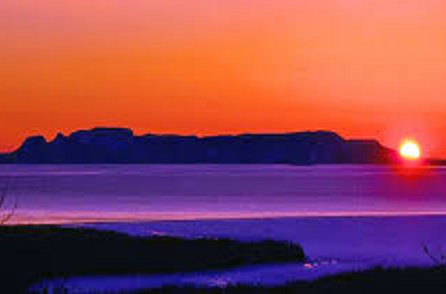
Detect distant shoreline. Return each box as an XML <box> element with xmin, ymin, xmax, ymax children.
<box><xmin>7</xmin><ymin>209</ymin><xmax>446</xmax><ymax>226</ymax></box>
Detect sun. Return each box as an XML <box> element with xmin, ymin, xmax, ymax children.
<box><xmin>399</xmin><ymin>140</ymin><xmax>421</xmax><ymax>160</ymax></box>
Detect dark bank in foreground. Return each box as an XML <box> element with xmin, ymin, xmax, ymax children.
<box><xmin>0</xmin><ymin>128</ymin><xmax>400</xmax><ymax>164</ymax></box>
<box><xmin>147</xmin><ymin>267</ymin><xmax>446</xmax><ymax>293</ymax></box>
<box><xmin>2</xmin><ymin>226</ymin><xmax>446</xmax><ymax>293</ymax></box>
<box><xmin>0</xmin><ymin>226</ymin><xmax>304</xmax><ymax>292</ymax></box>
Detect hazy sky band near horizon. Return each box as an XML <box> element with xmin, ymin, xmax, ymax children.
<box><xmin>2</xmin><ymin>1</ymin><xmax>446</xmax><ymax>157</ymax></box>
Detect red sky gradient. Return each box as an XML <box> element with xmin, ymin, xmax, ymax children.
<box><xmin>1</xmin><ymin>1</ymin><xmax>446</xmax><ymax>157</ymax></box>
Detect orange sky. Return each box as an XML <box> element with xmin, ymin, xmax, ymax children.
<box><xmin>2</xmin><ymin>1</ymin><xmax>446</xmax><ymax>157</ymax></box>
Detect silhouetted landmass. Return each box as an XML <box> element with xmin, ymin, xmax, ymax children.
<box><xmin>426</xmin><ymin>158</ymin><xmax>446</xmax><ymax>166</ymax></box>
<box><xmin>145</xmin><ymin>267</ymin><xmax>446</xmax><ymax>293</ymax></box>
<box><xmin>0</xmin><ymin>153</ymin><xmax>9</xmax><ymax>163</ymax></box>
<box><xmin>0</xmin><ymin>128</ymin><xmax>399</xmax><ymax>164</ymax></box>
<box><xmin>0</xmin><ymin>226</ymin><xmax>304</xmax><ymax>292</ymax></box>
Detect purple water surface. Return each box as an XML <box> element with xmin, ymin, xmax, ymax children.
<box><xmin>11</xmin><ymin>164</ymin><xmax>445</xmax><ymax>290</ymax></box>
<box><xmin>1</xmin><ymin>164</ymin><xmax>446</xmax><ymax>223</ymax></box>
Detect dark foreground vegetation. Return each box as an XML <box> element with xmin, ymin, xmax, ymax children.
<box><xmin>0</xmin><ymin>226</ymin><xmax>304</xmax><ymax>293</ymax></box>
<box><xmin>146</xmin><ymin>266</ymin><xmax>446</xmax><ymax>294</ymax></box>
<box><xmin>4</xmin><ymin>226</ymin><xmax>446</xmax><ymax>293</ymax></box>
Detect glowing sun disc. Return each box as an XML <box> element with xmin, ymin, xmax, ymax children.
<box><xmin>400</xmin><ymin>140</ymin><xmax>421</xmax><ymax>160</ymax></box>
